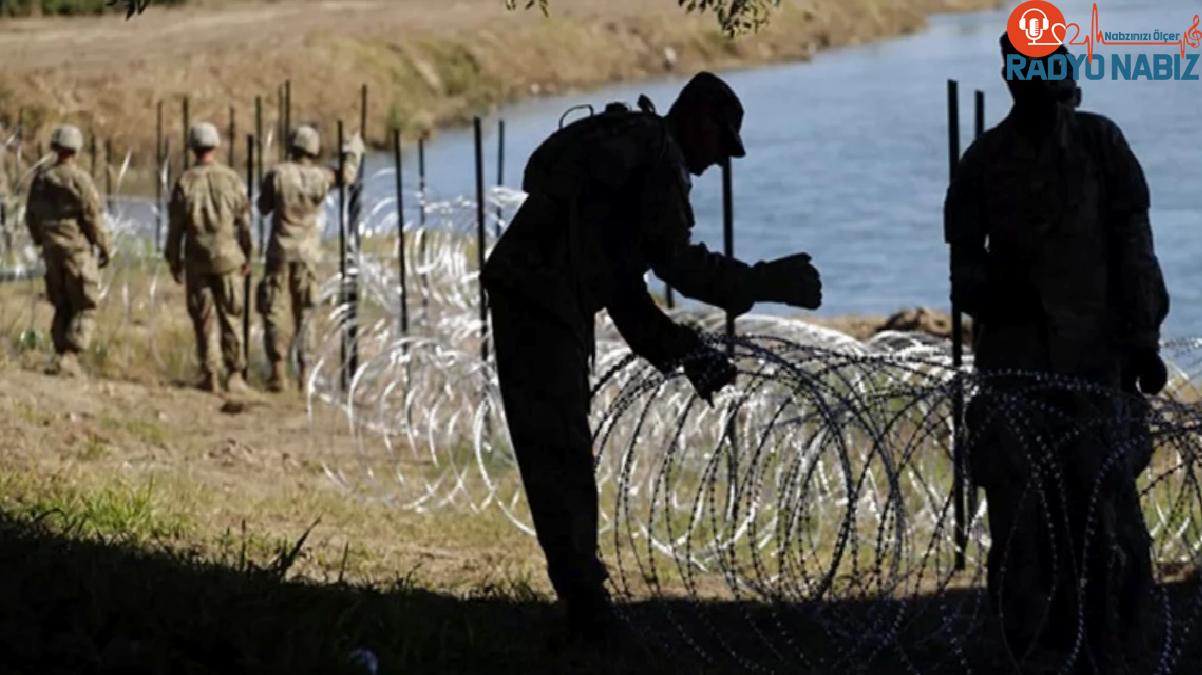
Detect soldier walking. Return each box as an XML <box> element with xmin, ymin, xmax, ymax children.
<box><xmin>165</xmin><ymin>122</ymin><xmax>253</xmax><ymax>394</ymax></box>
<box><xmin>256</xmin><ymin>125</ymin><xmax>363</xmax><ymax>392</ymax></box>
<box><xmin>483</xmin><ymin>72</ymin><xmax>823</xmax><ymax>640</ymax></box>
<box><xmin>946</xmin><ymin>37</ymin><xmax>1169</xmax><ymax>672</ymax></box>
<box><xmin>23</xmin><ymin>125</ymin><xmax>111</xmax><ymax>377</ymax></box>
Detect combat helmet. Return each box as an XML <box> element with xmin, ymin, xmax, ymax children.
<box><xmin>289</xmin><ymin>126</ymin><xmax>320</xmax><ymax>157</ymax></box>
<box><xmin>189</xmin><ymin>122</ymin><xmax>221</xmax><ymax>150</ymax></box>
<box><xmin>50</xmin><ymin>125</ymin><xmax>83</xmax><ymax>153</ymax></box>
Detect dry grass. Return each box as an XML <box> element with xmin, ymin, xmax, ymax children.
<box><xmin>0</xmin><ymin>246</ymin><xmax>544</xmax><ymax>583</ymax></box>
<box><xmin>0</xmin><ymin>0</ymin><xmax>1000</xmax><ymax>174</ymax></box>
<box><xmin>0</xmin><ymin>260</ymin><xmax>712</xmax><ymax>673</ymax></box>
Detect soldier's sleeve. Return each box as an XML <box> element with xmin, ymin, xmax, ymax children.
<box><xmin>1101</xmin><ymin>120</ymin><xmax>1168</xmax><ymax>350</ymax></box>
<box><xmin>943</xmin><ymin>141</ymin><xmax>990</xmax><ymax>318</ymax></box>
<box><xmin>257</xmin><ymin>170</ymin><xmax>276</xmax><ymax>216</ymax></box>
<box><xmin>165</xmin><ymin>178</ymin><xmax>186</xmax><ymax>272</ymax></box>
<box><xmin>338</xmin><ymin>158</ymin><xmax>359</xmax><ymax>187</ymax></box>
<box><xmin>76</xmin><ymin>173</ymin><xmax>109</xmax><ymax>254</ymax></box>
<box><xmin>318</xmin><ymin>162</ymin><xmax>352</xmax><ymax>192</ymax></box>
<box><xmin>606</xmin><ymin>273</ymin><xmax>700</xmax><ymax>373</ymax></box>
<box><xmin>642</xmin><ymin>152</ymin><xmax>756</xmax><ymax>315</ymax></box>
<box><xmin>23</xmin><ymin>173</ymin><xmax>45</xmax><ymax>246</ymax></box>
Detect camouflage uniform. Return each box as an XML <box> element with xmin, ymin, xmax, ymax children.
<box><xmin>24</xmin><ymin>158</ymin><xmax>109</xmax><ymax>357</ymax></box>
<box><xmin>256</xmin><ymin>158</ymin><xmax>343</xmax><ymax>375</ymax></box>
<box><xmin>166</xmin><ymin>159</ymin><xmax>252</xmax><ymax>382</ymax></box>
<box><xmin>946</xmin><ymin>105</ymin><xmax>1168</xmax><ymax>667</ymax></box>
<box><xmin>483</xmin><ymin>105</ymin><xmax>766</xmax><ymax>617</ymax></box>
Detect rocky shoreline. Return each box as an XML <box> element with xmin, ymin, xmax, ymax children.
<box><xmin>809</xmin><ymin>306</ymin><xmax>970</xmax><ymax>342</ymax></box>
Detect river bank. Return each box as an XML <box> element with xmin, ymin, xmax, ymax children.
<box><xmin>0</xmin><ymin>0</ymin><xmax>999</xmax><ymax>162</ymax></box>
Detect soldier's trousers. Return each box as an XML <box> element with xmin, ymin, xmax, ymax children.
<box><xmin>42</xmin><ymin>246</ymin><xmax>99</xmax><ymax>355</ymax></box>
<box><xmin>185</xmin><ymin>266</ymin><xmax>246</xmax><ymax>376</ymax></box>
<box><xmin>969</xmin><ymin>380</ymin><xmax>1153</xmax><ymax>668</ymax></box>
<box><xmin>257</xmin><ymin>260</ymin><xmax>316</xmax><ymax>367</ymax></box>
<box><xmin>488</xmin><ymin>291</ymin><xmax>607</xmax><ymax>604</ymax></box>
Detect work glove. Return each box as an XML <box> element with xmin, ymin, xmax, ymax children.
<box><xmin>342</xmin><ymin>132</ymin><xmax>366</xmax><ymax>158</ymax></box>
<box><xmin>1124</xmin><ymin>347</ymin><xmax>1168</xmax><ymax>395</ymax></box>
<box><xmin>682</xmin><ymin>344</ymin><xmax>737</xmax><ymax>405</ymax></box>
<box><xmin>97</xmin><ymin>247</ymin><xmax>111</xmax><ymax>270</ymax></box>
<box><xmin>752</xmin><ymin>252</ymin><xmax>822</xmax><ymax>310</ymax></box>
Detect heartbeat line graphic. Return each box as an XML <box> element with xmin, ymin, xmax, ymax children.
<box><xmin>1058</xmin><ymin>3</ymin><xmax>1202</xmax><ymax>61</ymax></box>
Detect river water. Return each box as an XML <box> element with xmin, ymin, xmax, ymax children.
<box><xmin>404</xmin><ymin>0</ymin><xmax>1201</xmax><ymax>338</ymax></box>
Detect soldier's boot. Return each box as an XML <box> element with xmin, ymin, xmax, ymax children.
<box><xmin>226</xmin><ymin>371</ymin><xmax>250</xmax><ymax>395</ymax></box>
<box><xmin>58</xmin><ymin>352</ymin><xmax>83</xmax><ymax>378</ymax></box>
<box><xmin>267</xmin><ymin>361</ymin><xmax>286</xmax><ymax>393</ymax></box>
<box><xmin>44</xmin><ymin>354</ymin><xmax>62</xmax><ymax>376</ymax></box>
<box><xmin>564</xmin><ymin>586</ymin><xmax>619</xmax><ymax>648</ymax></box>
<box><xmin>197</xmin><ymin>370</ymin><xmax>219</xmax><ymax>394</ymax></box>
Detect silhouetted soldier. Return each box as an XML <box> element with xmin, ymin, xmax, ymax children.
<box><xmin>484</xmin><ymin>72</ymin><xmax>823</xmax><ymax>638</ymax></box>
<box><xmin>24</xmin><ymin>125</ymin><xmax>111</xmax><ymax>377</ymax></box>
<box><xmin>946</xmin><ymin>37</ymin><xmax>1168</xmax><ymax>671</ymax></box>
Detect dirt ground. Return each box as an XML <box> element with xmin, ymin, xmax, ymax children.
<box><xmin>0</xmin><ymin>361</ymin><xmax>549</xmax><ymax>591</ymax></box>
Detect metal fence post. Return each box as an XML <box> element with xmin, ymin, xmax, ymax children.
<box><xmin>474</xmin><ymin>117</ymin><xmax>488</xmax><ymax>366</ymax></box>
<box><xmin>182</xmin><ymin>96</ymin><xmax>190</xmax><ymax>173</ymax></box>
<box><xmin>155</xmin><ymin>102</ymin><xmax>164</xmax><ymax>252</ymax></box>
<box><xmin>244</xmin><ymin>134</ymin><xmax>254</xmax><ymax>376</ymax></box>
<box><xmin>337</xmin><ymin>121</ymin><xmax>348</xmax><ymax>392</ymax></box>
<box><xmin>254</xmin><ymin>96</ymin><xmax>265</xmax><ymax>257</ymax></box>
<box><xmin>228</xmin><ymin>106</ymin><xmax>237</xmax><ymax>168</ymax></box>
<box><xmin>495</xmin><ymin>119</ymin><xmax>505</xmax><ymax>238</ymax></box>
<box><xmin>104</xmin><ymin>139</ymin><xmax>114</xmax><ymax>214</ymax></box>
<box><xmin>394</xmin><ymin>128</ymin><xmax>408</xmax><ymax>335</ymax></box>
<box><xmin>946</xmin><ymin>79</ymin><xmax>966</xmax><ymax>572</ymax></box>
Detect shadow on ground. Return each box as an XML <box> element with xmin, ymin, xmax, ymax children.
<box><xmin>2</xmin><ymin>512</ymin><xmax>1199</xmax><ymax>675</ymax></box>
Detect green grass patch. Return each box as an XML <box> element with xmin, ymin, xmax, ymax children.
<box><xmin>0</xmin><ymin>474</ymin><xmax>190</xmax><ymax>544</ymax></box>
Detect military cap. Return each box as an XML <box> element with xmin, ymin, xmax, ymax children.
<box><xmin>50</xmin><ymin>125</ymin><xmax>83</xmax><ymax>152</ymax></box>
<box><xmin>1000</xmin><ymin>32</ymin><xmax>1079</xmax><ymax>101</ymax></box>
<box><xmin>289</xmin><ymin>126</ymin><xmax>321</xmax><ymax>157</ymax></box>
<box><xmin>189</xmin><ymin>122</ymin><xmax>221</xmax><ymax>150</ymax></box>
<box><xmin>674</xmin><ymin>72</ymin><xmax>746</xmax><ymax>158</ymax></box>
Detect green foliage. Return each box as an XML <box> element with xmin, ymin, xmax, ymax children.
<box><xmin>15</xmin><ymin>328</ymin><xmax>43</xmax><ymax>352</ymax></box>
<box><xmin>0</xmin><ymin>0</ymin><xmax>182</xmax><ymax>18</ymax></box>
<box><xmin>504</xmin><ymin>0</ymin><xmax>549</xmax><ymax>15</ymax></box>
<box><xmin>678</xmin><ymin>0</ymin><xmax>782</xmax><ymax>35</ymax></box>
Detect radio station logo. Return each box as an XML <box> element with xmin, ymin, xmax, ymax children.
<box><xmin>1005</xmin><ymin>1</ymin><xmax>1202</xmax><ymax>81</ymax></box>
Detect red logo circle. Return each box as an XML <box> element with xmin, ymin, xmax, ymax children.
<box><xmin>1007</xmin><ymin>1</ymin><xmax>1067</xmax><ymax>57</ymax></box>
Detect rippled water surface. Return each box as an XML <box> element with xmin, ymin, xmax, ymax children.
<box><xmin>409</xmin><ymin>0</ymin><xmax>1200</xmax><ymax>336</ymax></box>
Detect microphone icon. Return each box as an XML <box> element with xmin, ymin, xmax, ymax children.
<box><xmin>1020</xmin><ymin>8</ymin><xmax>1051</xmax><ymax>43</ymax></box>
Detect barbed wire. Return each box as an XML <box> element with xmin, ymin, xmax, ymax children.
<box><xmin>3</xmin><ymin>162</ymin><xmax>1201</xmax><ymax>671</ymax></box>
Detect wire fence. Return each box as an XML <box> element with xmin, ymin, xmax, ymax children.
<box><xmin>3</xmin><ymin>122</ymin><xmax>1202</xmax><ymax>673</ymax></box>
